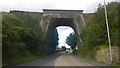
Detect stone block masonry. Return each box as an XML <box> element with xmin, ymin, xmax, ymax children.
<box><xmin>96</xmin><ymin>46</ymin><xmax>120</xmax><ymax>64</ymax></box>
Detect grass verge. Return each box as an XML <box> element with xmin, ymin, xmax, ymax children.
<box><xmin>12</xmin><ymin>54</ymin><xmax>48</xmax><ymax>65</ymax></box>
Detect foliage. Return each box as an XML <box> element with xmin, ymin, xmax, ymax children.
<box><xmin>77</xmin><ymin>2</ymin><xmax>120</xmax><ymax>59</ymax></box>
<box><xmin>61</xmin><ymin>46</ymin><xmax>66</xmax><ymax>51</ymax></box>
<box><xmin>12</xmin><ymin>55</ymin><xmax>39</xmax><ymax>65</ymax></box>
<box><xmin>2</xmin><ymin>12</ymin><xmax>46</xmax><ymax>65</ymax></box>
<box><xmin>66</xmin><ymin>33</ymin><xmax>77</xmax><ymax>49</ymax></box>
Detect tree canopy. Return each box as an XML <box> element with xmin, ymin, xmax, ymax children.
<box><xmin>77</xmin><ymin>2</ymin><xmax>120</xmax><ymax>59</ymax></box>
<box><xmin>66</xmin><ymin>33</ymin><xmax>77</xmax><ymax>49</ymax></box>
<box><xmin>2</xmin><ymin>12</ymin><xmax>46</xmax><ymax>65</ymax></box>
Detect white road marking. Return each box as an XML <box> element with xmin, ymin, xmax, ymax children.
<box><xmin>54</xmin><ymin>56</ymin><xmax>61</xmax><ymax>64</ymax></box>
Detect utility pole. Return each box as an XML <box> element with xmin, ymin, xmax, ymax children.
<box><xmin>104</xmin><ymin>0</ymin><xmax>113</xmax><ymax>63</ymax></box>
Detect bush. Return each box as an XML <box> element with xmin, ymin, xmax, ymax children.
<box><xmin>77</xmin><ymin>2</ymin><xmax>120</xmax><ymax>59</ymax></box>
<box><xmin>2</xmin><ymin>12</ymin><xmax>47</xmax><ymax>65</ymax></box>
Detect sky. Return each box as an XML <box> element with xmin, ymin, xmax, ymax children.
<box><xmin>57</xmin><ymin>26</ymin><xmax>74</xmax><ymax>48</ymax></box>
<box><xmin>0</xmin><ymin>0</ymin><xmax>117</xmax><ymax>13</ymax></box>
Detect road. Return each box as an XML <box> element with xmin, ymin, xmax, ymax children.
<box><xmin>18</xmin><ymin>51</ymin><xmax>109</xmax><ymax>66</ymax></box>
<box><xmin>54</xmin><ymin>52</ymin><xmax>93</xmax><ymax>66</ymax></box>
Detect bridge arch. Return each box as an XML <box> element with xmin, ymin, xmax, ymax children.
<box><xmin>45</xmin><ymin>18</ymin><xmax>79</xmax><ymax>51</ymax></box>
<box><xmin>46</xmin><ymin>18</ymin><xmax>78</xmax><ymax>36</ymax></box>
<box><xmin>39</xmin><ymin>9</ymin><xmax>86</xmax><ymax>52</ymax></box>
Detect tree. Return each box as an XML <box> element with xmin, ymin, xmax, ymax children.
<box><xmin>77</xmin><ymin>2</ymin><xmax>120</xmax><ymax>59</ymax></box>
<box><xmin>66</xmin><ymin>33</ymin><xmax>77</xmax><ymax>49</ymax></box>
<box><xmin>2</xmin><ymin>12</ymin><xmax>47</xmax><ymax>65</ymax></box>
<box><xmin>61</xmin><ymin>46</ymin><xmax>66</xmax><ymax>51</ymax></box>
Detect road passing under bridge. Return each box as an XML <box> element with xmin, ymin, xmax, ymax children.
<box><xmin>18</xmin><ymin>51</ymin><xmax>110</xmax><ymax>66</ymax></box>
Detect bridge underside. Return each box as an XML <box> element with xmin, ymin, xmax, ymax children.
<box><xmin>39</xmin><ymin>9</ymin><xmax>86</xmax><ymax>52</ymax></box>
<box><xmin>46</xmin><ymin>18</ymin><xmax>78</xmax><ymax>51</ymax></box>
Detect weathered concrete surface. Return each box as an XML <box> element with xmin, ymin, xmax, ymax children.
<box><xmin>40</xmin><ymin>9</ymin><xmax>86</xmax><ymax>35</ymax></box>
<box><xmin>39</xmin><ymin>9</ymin><xmax>86</xmax><ymax>51</ymax></box>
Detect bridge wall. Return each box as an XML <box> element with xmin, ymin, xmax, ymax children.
<box><xmin>40</xmin><ymin>9</ymin><xmax>86</xmax><ymax>38</ymax></box>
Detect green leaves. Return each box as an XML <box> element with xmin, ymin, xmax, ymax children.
<box><xmin>2</xmin><ymin>12</ymin><xmax>46</xmax><ymax>65</ymax></box>
<box><xmin>78</xmin><ymin>2</ymin><xmax>119</xmax><ymax>59</ymax></box>
<box><xmin>66</xmin><ymin>33</ymin><xmax>77</xmax><ymax>48</ymax></box>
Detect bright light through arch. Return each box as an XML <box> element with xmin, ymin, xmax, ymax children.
<box><xmin>56</xmin><ymin>26</ymin><xmax>75</xmax><ymax>48</ymax></box>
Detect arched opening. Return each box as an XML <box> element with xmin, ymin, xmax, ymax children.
<box><xmin>56</xmin><ymin>26</ymin><xmax>77</xmax><ymax>53</ymax></box>
<box><xmin>57</xmin><ymin>26</ymin><xmax>74</xmax><ymax>48</ymax></box>
<box><xmin>45</xmin><ymin>18</ymin><xmax>79</xmax><ymax>53</ymax></box>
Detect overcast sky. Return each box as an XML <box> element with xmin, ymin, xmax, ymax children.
<box><xmin>57</xmin><ymin>26</ymin><xmax>74</xmax><ymax>48</ymax></box>
<box><xmin>0</xmin><ymin>0</ymin><xmax>117</xmax><ymax>13</ymax></box>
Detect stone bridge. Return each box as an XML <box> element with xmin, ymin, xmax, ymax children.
<box><xmin>10</xmin><ymin>9</ymin><xmax>87</xmax><ymax>52</ymax></box>
<box><xmin>39</xmin><ymin>9</ymin><xmax>86</xmax><ymax>51</ymax></box>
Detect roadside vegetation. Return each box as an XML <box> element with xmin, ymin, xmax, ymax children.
<box><xmin>66</xmin><ymin>33</ymin><xmax>77</xmax><ymax>50</ymax></box>
<box><xmin>2</xmin><ymin>12</ymin><xmax>47</xmax><ymax>65</ymax></box>
<box><xmin>76</xmin><ymin>2</ymin><xmax>120</xmax><ymax>65</ymax></box>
